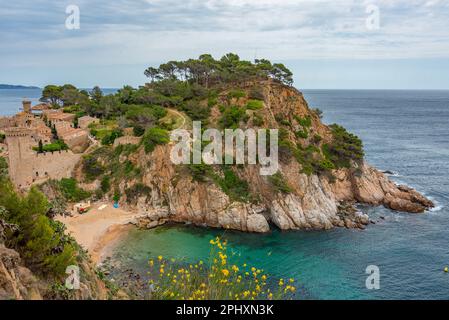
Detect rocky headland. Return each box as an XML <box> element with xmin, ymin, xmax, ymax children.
<box><xmin>80</xmin><ymin>80</ymin><xmax>433</xmax><ymax>233</ymax></box>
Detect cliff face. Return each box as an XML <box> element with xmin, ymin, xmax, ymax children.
<box><xmin>104</xmin><ymin>81</ymin><xmax>433</xmax><ymax>232</ymax></box>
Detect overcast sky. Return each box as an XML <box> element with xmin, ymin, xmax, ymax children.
<box><xmin>1</xmin><ymin>0</ymin><xmax>449</xmax><ymax>89</ymax></box>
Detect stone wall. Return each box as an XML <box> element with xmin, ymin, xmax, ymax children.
<box><xmin>5</xmin><ymin>134</ymin><xmax>81</xmax><ymax>188</ymax></box>
<box><xmin>113</xmin><ymin>136</ymin><xmax>141</xmax><ymax>147</ymax></box>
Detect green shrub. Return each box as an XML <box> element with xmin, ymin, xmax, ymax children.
<box><xmin>58</xmin><ymin>178</ymin><xmax>91</xmax><ymax>202</ymax></box>
<box><xmin>82</xmin><ymin>155</ymin><xmax>105</xmax><ymax>181</ymax></box>
<box><xmin>311</xmin><ymin>134</ymin><xmax>322</xmax><ymax>144</ymax></box>
<box><xmin>101</xmin><ymin>128</ymin><xmax>123</xmax><ymax>145</ymax></box>
<box><xmin>0</xmin><ymin>133</ymin><xmax>5</xmax><ymax>143</ymax></box>
<box><xmin>294</xmin><ymin>115</ymin><xmax>312</xmax><ymax>128</ymax></box>
<box><xmin>214</xmin><ymin>166</ymin><xmax>250</xmax><ymax>202</ymax></box>
<box><xmin>323</xmin><ymin>124</ymin><xmax>364</xmax><ymax>168</ymax></box>
<box><xmin>268</xmin><ymin>172</ymin><xmax>292</xmax><ymax>194</ymax></box>
<box><xmin>149</xmin><ymin>237</ymin><xmax>297</xmax><ymax>300</ymax></box>
<box><xmin>33</xmin><ymin>140</ymin><xmax>68</xmax><ymax>153</ymax></box>
<box><xmin>219</xmin><ymin>106</ymin><xmax>246</xmax><ymax>129</ymax></box>
<box><xmin>125</xmin><ymin>183</ymin><xmax>151</xmax><ymax>203</ymax></box>
<box><xmin>101</xmin><ymin>176</ymin><xmax>111</xmax><ymax>193</ymax></box>
<box><xmin>295</xmin><ymin>130</ymin><xmax>309</xmax><ymax>139</ymax></box>
<box><xmin>252</xmin><ymin>113</ymin><xmax>264</xmax><ymax>127</ymax></box>
<box><xmin>0</xmin><ymin>182</ymin><xmax>77</xmax><ymax>277</ymax></box>
<box><xmin>227</xmin><ymin>89</ymin><xmax>246</xmax><ymax>99</ymax></box>
<box><xmin>188</xmin><ymin>164</ymin><xmax>212</xmax><ymax>182</ymax></box>
<box><xmin>182</xmin><ymin>100</ymin><xmax>210</xmax><ymax>122</ymax></box>
<box><xmin>0</xmin><ymin>157</ymin><xmax>8</xmax><ymax>177</ymax></box>
<box><xmin>246</xmin><ymin>99</ymin><xmax>264</xmax><ymax>110</ymax></box>
<box><xmin>133</xmin><ymin>125</ymin><xmax>145</xmax><ymax>137</ymax></box>
<box><xmin>142</xmin><ymin>127</ymin><xmax>170</xmax><ymax>153</ymax></box>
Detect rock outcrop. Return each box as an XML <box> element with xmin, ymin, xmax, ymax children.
<box><xmin>0</xmin><ymin>244</ymin><xmax>42</xmax><ymax>300</ymax></box>
<box><xmin>95</xmin><ymin>80</ymin><xmax>434</xmax><ymax>233</ymax></box>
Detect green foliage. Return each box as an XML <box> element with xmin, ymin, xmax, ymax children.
<box><xmin>113</xmin><ymin>190</ymin><xmax>120</xmax><ymax>202</ymax></box>
<box><xmin>101</xmin><ymin>176</ymin><xmax>111</xmax><ymax>193</ymax></box>
<box><xmin>323</xmin><ymin>124</ymin><xmax>364</xmax><ymax>168</ymax></box>
<box><xmin>268</xmin><ymin>172</ymin><xmax>292</xmax><ymax>194</ymax></box>
<box><xmin>144</xmin><ymin>53</ymin><xmax>295</xmax><ymax>88</ymax></box>
<box><xmin>0</xmin><ymin>181</ymin><xmax>77</xmax><ymax>277</ymax></box>
<box><xmin>219</xmin><ymin>106</ymin><xmax>247</xmax><ymax>129</ymax></box>
<box><xmin>228</xmin><ymin>89</ymin><xmax>246</xmax><ymax>100</ymax></box>
<box><xmin>311</xmin><ymin>134</ymin><xmax>322</xmax><ymax>144</ymax></box>
<box><xmin>41</xmin><ymin>85</ymin><xmax>63</xmax><ymax>106</ymax></box>
<box><xmin>58</xmin><ymin>178</ymin><xmax>91</xmax><ymax>202</ymax></box>
<box><xmin>187</xmin><ymin>164</ymin><xmax>212</xmax><ymax>182</ymax></box>
<box><xmin>133</xmin><ymin>125</ymin><xmax>145</xmax><ymax>137</ymax></box>
<box><xmin>246</xmin><ymin>99</ymin><xmax>264</xmax><ymax>110</ymax></box>
<box><xmin>142</xmin><ymin>127</ymin><xmax>170</xmax><ymax>153</ymax></box>
<box><xmin>82</xmin><ymin>154</ymin><xmax>105</xmax><ymax>181</ymax></box>
<box><xmin>33</xmin><ymin>140</ymin><xmax>68</xmax><ymax>153</ymax></box>
<box><xmin>295</xmin><ymin>130</ymin><xmax>309</xmax><ymax>139</ymax></box>
<box><xmin>252</xmin><ymin>113</ymin><xmax>264</xmax><ymax>127</ymax></box>
<box><xmin>149</xmin><ymin>237</ymin><xmax>297</xmax><ymax>300</ymax></box>
<box><xmin>125</xmin><ymin>183</ymin><xmax>151</xmax><ymax>204</ymax></box>
<box><xmin>101</xmin><ymin>128</ymin><xmax>123</xmax><ymax>145</ymax></box>
<box><xmin>181</xmin><ymin>100</ymin><xmax>210</xmax><ymax>122</ymax></box>
<box><xmin>0</xmin><ymin>157</ymin><xmax>8</xmax><ymax>177</ymax></box>
<box><xmin>0</xmin><ymin>133</ymin><xmax>5</xmax><ymax>143</ymax></box>
<box><xmin>294</xmin><ymin>115</ymin><xmax>312</xmax><ymax>128</ymax></box>
<box><xmin>214</xmin><ymin>166</ymin><xmax>250</xmax><ymax>203</ymax></box>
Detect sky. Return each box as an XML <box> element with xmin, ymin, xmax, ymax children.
<box><xmin>1</xmin><ymin>0</ymin><xmax>449</xmax><ymax>89</ymax></box>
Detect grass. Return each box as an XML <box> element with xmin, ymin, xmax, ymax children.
<box><xmin>246</xmin><ymin>99</ymin><xmax>264</xmax><ymax>110</ymax></box>
<box><xmin>89</xmin><ymin>119</ymin><xmax>118</xmax><ymax>140</ymax></box>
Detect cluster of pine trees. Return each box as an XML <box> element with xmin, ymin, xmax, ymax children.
<box><xmin>144</xmin><ymin>53</ymin><xmax>294</xmax><ymax>87</ymax></box>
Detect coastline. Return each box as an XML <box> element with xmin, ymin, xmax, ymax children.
<box><xmin>56</xmin><ymin>203</ymin><xmax>139</xmax><ymax>265</ymax></box>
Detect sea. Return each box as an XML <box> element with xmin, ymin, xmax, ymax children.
<box><xmin>1</xmin><ymin>88</ymin><xmax>448</xmax><ymax>299</ymax></box>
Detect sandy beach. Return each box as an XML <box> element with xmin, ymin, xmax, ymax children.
<box><xmin>57</xmin><ymin>203</ymin><xmax>139</xmax><ymax>264</ymax></box>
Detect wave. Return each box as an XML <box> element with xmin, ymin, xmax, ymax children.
<box><xmin>381</xmin><ymin>169</ymin><xmax>401</xmax><ymax>177</ymax></box>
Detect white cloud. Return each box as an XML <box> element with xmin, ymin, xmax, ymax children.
<box><xmin>1</xmin><ymin>0</ymin><xmax>449</xmax><ymax>68</ymax></box>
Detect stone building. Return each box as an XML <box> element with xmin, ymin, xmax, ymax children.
<box><xmin>46</xmin><ymin>111</ymin><xmax>76</xmax><ymax>125</ymax></box>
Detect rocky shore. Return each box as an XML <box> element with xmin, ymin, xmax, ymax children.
<box><xmin>110</xmin><ymin>82</ymin><xmax>434</xmax><ymax>233</ymax></box>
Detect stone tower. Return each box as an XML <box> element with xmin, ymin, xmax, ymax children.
<box><xmin>22</xmin><ymin>100</ymin><xmax>32</xmax><ymax>113</ymax></box>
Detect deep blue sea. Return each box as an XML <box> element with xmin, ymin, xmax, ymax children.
<box><xmin>2</xmin><ymin>89</ymin><xmax>448</xmax><ymax>299</ymax></box>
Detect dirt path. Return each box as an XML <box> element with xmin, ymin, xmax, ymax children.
<box><xmin>166</xmin><ymin>108</ymin><xmax>189</xmax><ymax>130</ymax></box>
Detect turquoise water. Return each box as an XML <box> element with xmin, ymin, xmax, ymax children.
<box><xmin>111</xmin><ymin>90</ymin><xmax>449</xmax><ymax>300</ymax></box>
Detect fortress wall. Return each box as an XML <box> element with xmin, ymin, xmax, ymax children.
<box><xmin>113</xmin><ymin>136</ymin><xmax>141</xmax><ymax>147</ymax></box>
<box><xmin>6</xmin><ymin>135</ymin><xmax>81</xmax><ymax>188</ymax></box>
